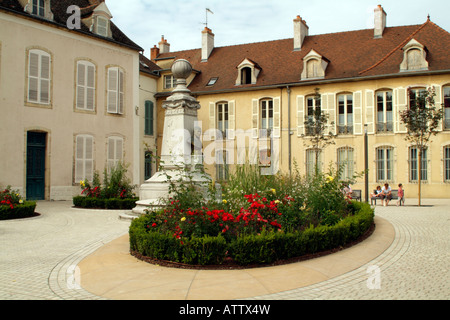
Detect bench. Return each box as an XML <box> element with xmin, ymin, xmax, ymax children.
<box><xmin>350</xmin><ymin>190</ymin><xmax>362</xmax><ymax>202</ymax></box>
<box><xmin>371</xmin><ymin>189</ymin><xmax>401</xmax><ymax>205</ymax></box>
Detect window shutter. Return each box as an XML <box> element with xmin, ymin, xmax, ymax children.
<box><xmin>145</xmin><ymin>101</ymin><xmax>154</xmax><ymax>135</ymax></box>
<box><xmin>85</xmin><ymin>136</ymin><xmax>94</xmax><ymax>181</ymax></box>
<box><xmin>252</xmin><ymin>99</ymin><xmax>259</xmax><ymax>138</ymax></box>
<box><xmin>273</xmin><ymin>97</ymin><xmax>281</xmax><ymax>138</ymax></box>
<box><xmin>353</xmin><ymin>91</ymin><xmax>363</xmax><ymax>135</ymax></box>
<box><xmin>327</xmin><ymin>93</ymin><xmax>336</xmax><ymax>135</ymax></box>
<box><xmin>209</xmin><ymin>102</ymin><xmax>216</xmax><ymax>140</ymax></box>
<box><xmin>107</xmin><ymin>137</ymin><xmax>115</xmax><ymax>171</ymax></box>
<box><xmin>118</xmin><ymin>70</ymin><xmax>124</xmax><ymax>114</ymax></box>
<box><xmin>40</xmin><ymin>55</ymin><xmax>50</xmax><ymax>104</ymax></box>
<box><xmin>433</xmin><ymin>85</ymin><xmax>443</xmax><ymax>131</ymax></box>
<box><xmin>75</xmin><ymin>136</ymin><xmax>85</xmax><ymax>182</ymax></box>
<box><xmin>394</xmin><ymin>88</ymin><xmax>408</xmax><ymax>133</ymax></box>
<box><xmin>86</xmin><ymin>65</ymin><xmax>95</xmax><ymax>111</ymax></box>
<box><xmin>116</xmin><ymin>138</ymin><xmax>123</xmax><ymax>163</ymax></box>
<box><xmin>227</xmin><ymin>100</ymin><xmax>236</xmax><ymax>140</ymax></box>
<box><xmin>365</xmin><ymin>90</ymin><xmax>375</xmax><ymax>134</ymax></box>
<box><xmin>297</xmin><ymin>95</ymin><xmax>305</xmax><ymax>136</ymax></box>
<box><xmin>107</xmin><ymin>68</ymin><xmax>118</xmax><ymax>113</ymax></box>
<box><xmin>76</xmin><ymin>63</ymin><xmax>86</xmax><ymax>109</ymax></box>
<box><xmin>28</xmin><ymin>52</ymin><xmax>39</xmax><ymax>102</ymax></box>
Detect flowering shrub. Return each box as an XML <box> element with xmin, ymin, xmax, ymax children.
<box><xmin>1</xmin><ymin>186</ymin><xmax>24</xmax><ymax>209</ymax></box>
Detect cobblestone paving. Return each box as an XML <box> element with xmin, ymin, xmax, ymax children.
<box><xmin>0</xmin><ymin>199</ymin><xmax>449</xmax><ymax>300</ymax></box>
<box><xmin>251</xmin><ymin>199</ymin><xmax>450</xmax><ymax>300</ymax></box>
<box><xmin>0</xmin><ymin>201</ymin><xmax>130</xmax><ymax>300</ymax></box>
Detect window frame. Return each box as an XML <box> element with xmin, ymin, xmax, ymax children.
<box><xmin>74</xmin><ymin>134</ymin><xmax>94</xmax><ymax>183</ymax></box>
<box><xmin>376</xmin><ymin>90</ymin><xmax>393</xmax><ymax>133</ymax></box>
<box><xmin>27</xmin><ymin>49</ymin><xmax>51</xmax><ymax>106</ymax></box>
<box><xmin>376</xmin><ymin>146</ymin><xmax>394</xmax><ymax>182</ymax></box>
<box><xmin>96</xmin><ymin>16</ymin><xmax>109</xmax><ymax>37</ymax></box>
<box><xmin>337</xmin><ymin>93</ymin><xmax>353</xmax><ymax>134</ymax></box>
<box><xmin>216</xmin><ymin>150</ymin><xmax>229</xmax><ymax>181</ymax></box>
<box><xmin>409</xmin><ymin>146</ymin><xmax>428</xmax><ymax>182</ymax></box>
<box><xmin>107</xmin><ymin>136</ymin><xmax>124</xmax><ymax>172</ymax></box>
<box><xmin>164</xmin><ymin>74</ymin><xmax>176</xmax><ymax>89</ymax></box>
<box><xmin>337</xmin><ymin>147</ymin><xmax>354</xmax><ymax>181</ymax></box>
<box><xmin>216</xmin><ymin>102</ymin><xmax>229</xmax><ymax>140</ymax></box>
<box><xmin>444</xmin><ymin>86</ymin><xmax>450</xmax><ymax>130</ymax></box>
<box><xmin>306</xmin><ymin>148</ymin><xmax>322</xmax><ymax>176</ymax></box>
<box><xmin>76</xmin><ymin>60</ymin><xmax>96</xmax><ymax>112</ymax></box>
<box><xmin>260</xmin><ymin>99</ymin><xmax>274</xmax><ymax>138</ymax></box>
<box><xmin>106</xmin><ymin>66</ymin><xmax>124</xmax><ymax>115</ymax></box>
<box><xmin>444</xmin><ymin>145</ymin><xmax>450</xmax><ymax>183</ymax></box>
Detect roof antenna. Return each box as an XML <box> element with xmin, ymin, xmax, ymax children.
<box><xmin>427</xmin><ymin>14</ymin><xmax>430</xmax><ymax>21</ymax></box>
<box><xmin>204</xmin><ymin>8</ymin><xmax>214</xmax><ymax>28</ymax></box>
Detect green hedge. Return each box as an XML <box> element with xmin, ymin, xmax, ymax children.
<box><xmin>129</xmin><ymin>201</ymin><xmax>374</xmax><ymax>266</ymax></box>
<box><xmin>73</xmin><ymin>196</ymin><xmax>138</xmax><ymax>209</ymax></box>
<box><xmin>0</xmin><ymin>202</ymin><xmax>37</xmax><ymax>220</ymax></box>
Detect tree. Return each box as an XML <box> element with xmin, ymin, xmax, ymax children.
<box><xmin>302</xmin><ymin>88</ymin><xmax>338</xmax><ymax>175</ymax></box>
<box><xmin>399</xmin><ymin>86</ymin><xmax>444</xmax><ymax>206</ymax></box>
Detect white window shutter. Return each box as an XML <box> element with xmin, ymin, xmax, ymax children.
<box><xmin>252</xmin><ymin>99</ymin><xmax>259</xmax><ymax>138</ymax></box>
<box><xmin>353</xmin><ymin>91</ymin><xmax>363</xmax><ymax>135</ymax></box>
<box><xmin>227</xmin><ymin>100</ymin><xmax>236</xmax><ymax>140</ymax></box>
<box><xmin>40</xmin><ymin>55</ymin><xmax>50</xmax><ymax>104</ymax></box>
<box><xmin>116</xmin><ymin>138</ymin><xmax>123</xmax><ymax>162</ymax></box>
<box><xmin>327</xmin><ymin>93</ymin><xmax>336</xmax><ymax>135</ymax></box>
<box><xmin>107</xmin><ymin>137</ymin><xmax>115</xmax><ymax>171</ymax></box>
<box><xmin>75</xmin><ymin>136</ymin><xmax>85</xmax><ymax>182</ymax></box>
<box><xmin>365</xmin><ymin>90</ymin><xmax>375</xmax><ymax>134</ymax></box>
<box><xmin>209</xmin><ymin>102</ymin><xmax>216</xmax><ymax>140</ymax></box>
<box><xmin>118</xmin><ymin>70</ymin><xmax>124</xmax><ymax>114</ymax></box>
<box><xmin>86</xmin><ymin>65</ymin><xmax>95</xmax><ymax>111</ymax></box>
<box><xmin>433</xmin><ymin>85</ymin><xmax>443</xmax><ymax>131</ymax></box>
<box><xmin>85</xmin><ymin>136</ymin><xmax>94</xmax><ymax>181</ymax></box>
<box><xmin>76</xmin><ymin>63</ymin><xmax>86</xmax><ymax>109</ymax></box>
<box><xmin>297</xmin><ymin>95</ymin><xmax>305</xmax><ymax>136</ymax></box>
<box><xmin>107</xmin><ymin>68</ymin><xmax>118</xmax><ymax>113</ymax></box>
<box><xmin>273</xmin><ymin>97</ymin><xmax>281</xmax><ymax>138</ymax></box>
<box><xmin>394</xmin><ymin>88</ymin><xmax>408</xmax><ymax>133</ymax></box>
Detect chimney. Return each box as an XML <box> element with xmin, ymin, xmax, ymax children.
<box><xmin>150</xmin><ymin>45</ymin><xmax>160</xmax><ymax>60</ymax></box>
<box><xmin>293</xmin><ymin>15</ymin><xmax>309</xmax><ymax>51</ymax></box>
<box><xmin>159</xmin><ymin>36</ymin><xmax>170</xmax><ymax>54</ymax></box>
<box><xmin>201</xmin><ymin>27</ymin><xmax>215</xmax><ymax>62</ymax></box>
<box><xmin>374</xmin><ymin>5</ymin><xmax>387</xmax><ymax>38</ymax></box>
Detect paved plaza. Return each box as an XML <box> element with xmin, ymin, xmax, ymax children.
<box><xmin>0</xmin><ymin>199</ymin><xmax>449</xmax><ymax>300</ymax></box>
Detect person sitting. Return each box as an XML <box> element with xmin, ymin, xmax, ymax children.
<box><xmin>397</xmin><ymin>184</ymin><xmax>405</xmax><ymax>206</ymax></box>
<box><xmin>380</xmin><ymin>183</ymin><xmax>392</xmax><ymax>206</ymax></box>
<box><xmin>371</xmin><ymin>186</ymin><xmax>382</xmax><ymax>200</ymax></box>
<box><xmin>342</xmin><ymin>183</ymin><xmax>352</xmax><ymax>199</ymax></box>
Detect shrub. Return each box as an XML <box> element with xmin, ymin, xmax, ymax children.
<box><xmin>0</xmin><ymin>201</ymin><xmax>37</xmax><ymax>220</ymax></box>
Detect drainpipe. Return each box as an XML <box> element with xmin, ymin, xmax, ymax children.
<box><xmin>286</xmin><ymin>86</ymin><xmax>292</xmax><ymax>178</ymax></box>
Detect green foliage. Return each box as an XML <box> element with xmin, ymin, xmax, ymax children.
<box><xmin>0</xmin><ymin>201</ymin><xmax>37</xmax><ymax>220</ymax></box>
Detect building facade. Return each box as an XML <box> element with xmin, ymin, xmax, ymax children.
<box><xmin>0</xmin><ymin>0</ymin><xmax>158</xmax><ymax>200</ymax></box>
<box><xmin>150</xmin><ymin>6</ymin><xmax>450</xmax><ymax>198</ymax></box>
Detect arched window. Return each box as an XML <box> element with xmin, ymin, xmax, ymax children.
<box><xmin>260</xmin><ymin>99</ymin><xmax>273</xmax><ymax>137</ymax></box>
<box><xmin>217</xmin><ymin>102</ymin><xmax>229</xmax><ymax>139</ymax></box>
<box><xmin>409</xmin><ymin>146</ymin><xmax>428</xmax><ymax>182</ymax></box>
<box><xmin>337</xmin><ymin>147</ymin><xmax>354</xmax><ymax>181</ymax></box>
<box><xmin>75</xmin><ymin>135</ymin><xmax>94</xmax><ymax>183</ymax></box>
<box><xmin>76</xmin><ymin>60</ymin><xmax>96</xmax><ymax>111</ymax></box>
<box><xmin>376</xmin><ymin>90</ymin><xmax>393</xmax><ymax>132</ymax></box>
<box><xmin>27</xmin><ymin>49</ymin><xmax>51</xmax><ymax>105</ymax></box>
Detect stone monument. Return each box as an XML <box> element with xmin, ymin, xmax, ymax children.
<box><xmin>132</xmin><ymin>59</ymin><xmax>210</xmax><ymax>216</ymax></box>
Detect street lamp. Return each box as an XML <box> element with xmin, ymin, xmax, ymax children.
<box><xmin>364</xmin><ymin>124</ymin><xmax>369</xmax><ymax>203</ymax></box>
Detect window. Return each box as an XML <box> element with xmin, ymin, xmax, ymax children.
<box><xmin>164</xmin><ymin>75</ymin><xmax>176</xmax><ymax>89</ymax></box>
<box><xmin>107</xmin><ymin>136</ymin><xmax>123</xmax><ymax>171</ymax></box>
<box><xmin>241</xmin><ymin>67</ymin><xmax>252</xmax><ymax>85</ymax></box>
<box><xmin>32</xmin><ymin>0</ymin><xmax>45</xmax><ymax>17</ymax></box>
<box><xmin>407</xmin><ymin>49</ymin><xmax>423</xmax><ymax>70</ymax></box>
<box><xmin>301</xmin><ymin>49</ymin><xmax>328</xmax><ymax>80</ymax></box>
<box><xmin>376</xmin><ymin>146</ymin><xmax>394</xmax><ymax>182</ymax></box>
<box><xmin>260</xmin><ymin>99</ymin><xmax>274</xmax><ymax>137</ymax></box>
<box><xmin>444</xmin><ymin>146</ymin><xmax>450</xmax><ymax>182</ymax></box>
<box><xmin>216</xmin><ymin>150</ymin><xmax>229</xmax><ymax>181</ymax></box>
<box><xmin>400</xmin><ymin>39</ymin><xmax>428</xmax><ymax>72</ymax></box>
<box><xmin>409</xmin><ymin>147</ymin><xmax>428</xmax><ymax>182</ymax></box>
<box><xmin>305</xmin><ymin>95</ymin><xmax>321</xmax><ymax>135</ymax></box>
<box><xmin>144</xmin><ymin>101</ymin><xmax>154</xmax><ymax>136</ymax></box>
<box><xmin>107</xmin><ymin>67</ymin><xmax>124</xmax><ymax>114</ymax></box>
<box><xmin>444</xmin><ymin>86</ymin><xmax>450</xmax><ymax>130</ymax></box>
<box><xmin>236</xmin><ymin>59</ymin><xmax>260</xmax><ymax>85</ymax></box>
<box><xmin>96</xmin><ymin>16</ymin><xmax>109</xmax><ymax>37</ymax></box>
<box><xmin>306</xmin><ymin>148</ymin><xmax>322</xmax><ymax>176</ymax></box>
<box><xmin>207</xmin><ymin>77</ymin><xmax>218</xmax><ymax>86</ymax></box>
<box><xmin>337</xmin><ymin>147</ymin><xmax>354</xmax><ymax>181</ymax></box>
<box><xmin>217</xmin><ymin>102</ymin><xmax>229</xmax><ymax>139</ymax></box>
<box><xmin>144</xmin><ymin>151</ymin><xmax>153</xmax><ymax>180</ymax></box>
<box><xmin>28</xmin><ymin>49</ymin><xmax>51</xmax><ymax>105</ymax></box>
<box><xmin>338</xmin><ymin>94</ymin><xmax>353</xmax><ymax>134</ymax></box>
<box><xmin>76</xmin><ymin>61</ymin><xmax>96</xmax><ymax>111</ymax></box>
<box><xmin>409</xmin><ymin>88</ymin><xmax>426</xmax><ymax>110</ymax></box>
<box><xmin>306</xmin><ymin>60</ymin><xmax>320</xmax><ymax>78</ymax></box>
<box><xmin>376</xmin><ymin>91</ymin><xmax>393</xmax><ymax>132</ymax></box>
<box><xmin>75</xmin><ymin>135</ymin><xmax>94</xmax><ymax>183</ymax></box>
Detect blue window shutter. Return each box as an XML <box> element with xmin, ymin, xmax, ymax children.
<box><xmin>145</xmin><ymin>101</ymin><xmax>154</xmax><ymax>135</ymax></box>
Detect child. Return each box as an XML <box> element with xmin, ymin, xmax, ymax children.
<box><xmin>397</xmin><ymin>184</ymin><xmax>405</xmax><ymax>206</ymax></box>
<box><xmin>371</xmin><ymin>186</ymin><xmax>382</xmax><ymax>199</ymax></box>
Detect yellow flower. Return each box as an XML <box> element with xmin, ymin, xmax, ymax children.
<box><xmin>180</xmin><ymin>217</ymin><xmax>186</xmax><ymax>222</ymax></box>
<box><xmin>80</xmin><ymin>180</ymin><xmax>85</xmax><ymax>187</ymax></box>
<box><xmin>274</xmin><ymin>200</ymin><xmax>280</xmax><ymax>204</ymax></box>
<box><xmin>19</xmin><ymin>200</ymin><xmax>24</xmax><ymax>204</ymax></box>
<box><xmin>271</xmin><ymin>188</ymin><xmax>276</xmax><ymax>194</ymax></box>
<box><xmin>326</xmin><ymin>175</ymin><xmax>334</xmax><ymax>183</ymax></box>
<box><xmin>222</xmin><ymin>199</ymin><xmax>227</xmax><ymax>204</ymax></box>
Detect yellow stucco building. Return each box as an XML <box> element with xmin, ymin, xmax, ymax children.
<box><xmin>150</xmin><ymin>6</ymin><xmax>450</xmax><ymax>199</ymax></box>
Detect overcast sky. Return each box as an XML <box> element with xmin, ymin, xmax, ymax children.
<box><xmin>107</xmin><ymin>0</ymin><xmax>450</xmax><ymax>56</ymax></box>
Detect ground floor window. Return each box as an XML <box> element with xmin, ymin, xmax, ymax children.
<box><xmin>376</xmin><ymin>146</ymin><xmax>394</xmax><ymax>182</ymax></box>
<box><xmin>337</xmin><ymin>147</ymin><xmax>354</xmax><ymax>181</ymax></box>
<box><xmin>444</xmin><ymin>146</ymin><xmax>450</xmax><ymax>182</ymax></box>
<box><xmin>306</xmin><ymin>148</ymin><xmax>322</xmax><ymax>176</ymax></box>
<box><xmin>409</xmin><ymin>147</ymin><xmax>428</xmax><ymax>182</ymax></box>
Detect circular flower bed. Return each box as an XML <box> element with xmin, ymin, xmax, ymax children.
<box><xmin>0</xmin><ymin>186</ymin><xmax>37</xmax><ymax>220</ymax></box>
<box><xmin>129</xmin><ymin>165</ymin><xmax>375</xmax><ymax>267</ymax></box>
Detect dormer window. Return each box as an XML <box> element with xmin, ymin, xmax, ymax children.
<box><xmin>236</xmin><ymin>59</ymin><xmax>260</xmax><ymax>85</ymax></box>
<box><xmin>400</xmin><ymin>39</ymin><xmax>429</xmax><ymax>72</ymax></box>
<box><xmin>25</xmin><ymin>0</ymin><xmax>53</xmax><ymax>20</ymax></box>
<box><xmin>301</xmin><ymin>50</ymin><xmax>328</xmax><ymax>80</ymax></box>
<box><xmin>91</xmin><ymin>2</ymin><xmax>113</xmax><ymax>38</ymax></box>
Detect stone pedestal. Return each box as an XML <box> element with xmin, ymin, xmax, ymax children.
<box><xmin>132</xmin><ymin>59</ymin><xmax>211</xmax><ymax>216</ymax></box>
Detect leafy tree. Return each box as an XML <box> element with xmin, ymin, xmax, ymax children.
<box><xmin>302</xmin><ymin>88</ymin><xmax>338</xmax><ymax>174</ymax></box>
<box><xmin>399</xmin><ymin>86</ymin><xmax>444</xmax><ymax>206</ymax></box>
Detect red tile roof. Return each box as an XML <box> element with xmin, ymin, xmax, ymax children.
<box><xmin>155</xmin><ymin>20</ymin><xmax>450</xmax><ymax>94</ymax></box>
